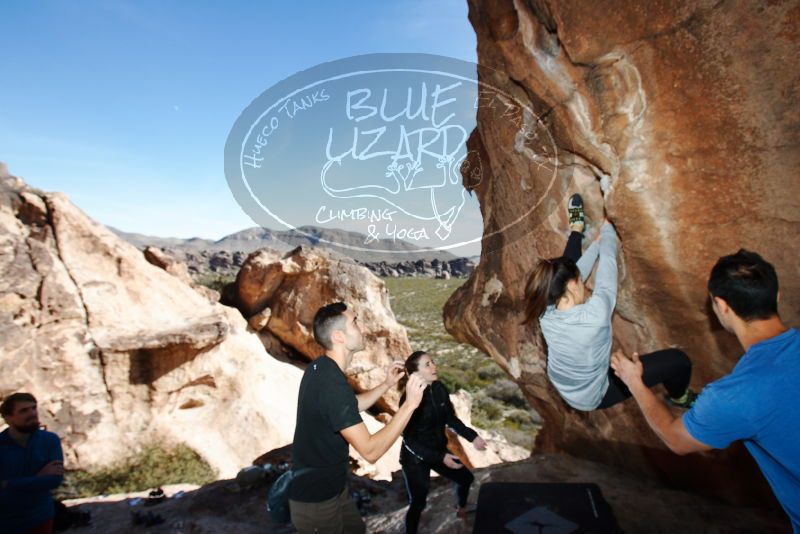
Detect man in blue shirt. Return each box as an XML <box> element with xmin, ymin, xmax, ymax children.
<box><xmin>611</xmin><ymin>250</ymin><xmax>799</xmax><ymax>532</ymax></box>
<box><xmin>0</xmin><ymin>393</ymin><xmax>64</xmax><ymax>534</ymax></box>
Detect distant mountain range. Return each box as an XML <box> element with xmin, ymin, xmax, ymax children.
<box><xmin>111</xmin><ymin>225</ymin><xmax>465</xmax><ymax>263</ymax></box>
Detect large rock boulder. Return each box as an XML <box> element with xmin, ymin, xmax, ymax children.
<box><xmin>0</xmin><ymin>166</ymin><xmax>518</xmax><ymax>486</ymax></box>
<box><xmin>0</xmin><ymin>169</ymin><xmax>300</xmax><ymax>477</ymax></box>
<box><xmin>236</xmin><ymin>246</ymin><xmax>412</xmax><ymax>410</ymax></box>
<box><xmin>143</xmin><ymin>246</ymin><xmax>194</xmax><ymax>286</ymax></box>
<box><xmin>143</xmin><ymin>246</ymin><xmax>220</xmax><ymax>302</ymax></box>
<box><xmin>444</xmin><ymin>0</ymin><xmax>799</xmax><ymax>506</ymax></box>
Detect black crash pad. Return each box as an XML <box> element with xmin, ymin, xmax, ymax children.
<box><xmin>473</xmin><ymin>482</ymin><xmax>621</xmax><ymax>533</ymax></box>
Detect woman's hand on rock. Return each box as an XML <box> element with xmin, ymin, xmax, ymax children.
<box><xmin>472</xmin><ymin>436</ymin><xmax>487</xmax><ymax>451</ymax></box>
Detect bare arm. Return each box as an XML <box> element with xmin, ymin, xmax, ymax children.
<box><xmin>356</xmin><ymin>361</ymin><xmax>404</xmax><ymax>412</ymax></box>
<box><xmin>627</xmin><ymin>378</ymin><xmax>710</xmax><ymax>454</ymax></box>
<box><xmin>342</xmin><ymin>374</ymin><xmax>426</xmax><ymax>463</ymax></box>
<box><xmin>356</xmin><ymin>383</ymin><xmax>391</xmax><ymax>412</ymax></box>
<box><xmin>611</xmin><ymin>351</ymin><xmax>711</xmax><ymax>455</ymax></box>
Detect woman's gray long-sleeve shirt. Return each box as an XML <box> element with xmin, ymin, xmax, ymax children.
<box><xmin>539</xmin><ymin>222</ymin><xmax>619</xmax><ymax>411</ymax></box>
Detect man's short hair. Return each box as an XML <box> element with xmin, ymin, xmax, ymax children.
<box><xmin>313</xmin><ymin>302</ymin><xmax>348</xmax><ymax>350</ymax></box>
<box><xmin>0</xmin><ymin>392</ymin><xmax>37</xmax><ymax>417</ymax></box>
<box><xmin>708</xmin><ymin>249</ymin><xmax>779</xmax><ymax>321</ymax></box>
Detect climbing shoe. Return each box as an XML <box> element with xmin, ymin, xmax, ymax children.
<box><xmin>666</xmin><ymin>388</ymin><xmax>698</xmax><ymax>409</ymax></box>
<box><xmin>568</xmin><ymin>193</ymin><xmax>585</xmax><ymax>233</ymax></box>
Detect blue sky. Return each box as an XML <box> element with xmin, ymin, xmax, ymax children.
<box><xmin>0</xmin><ymin>0</ymin><xmax>479</xmax><ymax>251</ymax></box>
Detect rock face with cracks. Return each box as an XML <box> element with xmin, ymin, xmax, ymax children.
<box><xmin>0</xmin><ymin>167</ymin><xmax>300</xmax><ymax>478</ymax></box>
<box><xmin>444</xmin><ymin>0</ymin><xmax>799</xmax><ymax>507</ymax></box>
<box><xmin>0</xmin><ymin>164</ymin><xmax>518</xmax><ymax>486</ymax></box>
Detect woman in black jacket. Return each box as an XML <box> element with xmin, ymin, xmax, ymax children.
<box><xmin>399</xmin><ymin>351</ymin><xmax>487</xmax><ymax>534</ymax></box>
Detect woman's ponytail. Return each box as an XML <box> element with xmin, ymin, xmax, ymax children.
<box><xmin>522</xmin><ymin>257</ymin><xmax>580</xmax><ymax>327</ymax></box>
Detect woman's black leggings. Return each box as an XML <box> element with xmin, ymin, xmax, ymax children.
<box><xmin>562</xmin><ymin>231</ymin><xmax>693</xmax><ymax>409</ymax></box>
<box><xmin>563</xmin><ymin>230</ymin><xmax>584</xmax><ymax>263</ymax></box>
<box><xmin>598</xmin><ymin>348</ymin><xmax>692</xmax><ymax>408</ymax></box>
<box><xmin>402</xmin><ymin>457</ymin><xmax>474</xmax><ymax>534</ymax></box>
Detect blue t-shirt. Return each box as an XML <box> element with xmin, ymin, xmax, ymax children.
<box><xmin>0</xmin><ymin>428</ymin><xmax>64</xmax><ymax>534</ymax></box>
<box><xmin>683</xmin><ymin>328</ymin><xmax>800</xmax><ymax>532</ymax></box>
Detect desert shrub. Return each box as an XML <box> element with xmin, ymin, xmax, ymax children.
<box><xmin>438</xmin><ymin>369</ymin><xmax>471</xmax><ymax>394</ymax></box>
<box><xmin>477</xmin><ymin>363</ymin><xmax>504</xmax><ymax>381</ymax></box>
<box><xmin>54</xmin><ymin>443</ymin><xmax>216</xmax><ymax>500</ymax></box>
<box><xmin>485</xmin><ymin>379</ymin><xmax>528</xmax><ymax>408</ymax></box>
<box><xmin>505</xmin><ymin>408</ymin><xmax>536</xmax><ymax>427</ymax></box>
<box><xmin>473</xmin><ymin>393</ymin><xmax>504</xmax><ymax>422</ymax></box>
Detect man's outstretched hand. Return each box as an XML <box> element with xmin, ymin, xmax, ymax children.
<box><xmin>610</xmin><ymin>350</ymin><xmax>644</xmax><ymax>389</ymax></box>
<box><xmin>383</xmin><ymin>360</ymin><xmax>405</xmax><ymax>388</ymax></box>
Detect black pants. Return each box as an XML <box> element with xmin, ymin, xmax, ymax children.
<box><xmin>402</xmin><ymin>457</ymin><xmax>474</xmax><ymax>534</ymax></box>
<box><xmin>598</xmin><ymin>348</ymin><xmax>692</xmax><ymax>408</ymax></box>
<box><xmin>562</xmin><ymin>231</ymin><xmax>693</xmax><ymax>409</ymax></box>
<box><xmin>564</xmin><ymin>230</ymin><xmax>584</xmax><ymax>263</ymax></box>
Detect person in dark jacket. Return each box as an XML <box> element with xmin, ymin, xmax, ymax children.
<box><xmin>399</xmin><ymin>351</ymin><xmax>487</xmax><ymax>534</ymax></box>
<box><xmin>0</xmin><ymin>392</ymin><xmax>64</xmax><ymax>534</ymax></box>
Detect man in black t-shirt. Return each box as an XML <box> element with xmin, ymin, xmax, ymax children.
<box><xmin>289</xmin><ymin>302</ymin><xmax>426</xmax><ymax>534</ymax></box>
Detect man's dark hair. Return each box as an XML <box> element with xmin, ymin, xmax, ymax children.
<box><xmin>0</xmin><ymin>392</ymin><xmax>37</xmax><ymax>417</ymax></box>
<box><xmin>708</xmin><ymin>249</ymin><xmax>779</xmax><ymax>321</ymax></box>
<box><xmin>313</xmin><ymin>302</ymin><xmax>348</xmax><ymax>350</ymax></box>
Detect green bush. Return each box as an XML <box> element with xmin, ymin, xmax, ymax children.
<box><xmin>485</xmin><ymin>379</ymin><xmax>528</xmax><ymax>408</ymax></box>
<box><xmin>505</xmin><ymin>408</ymin><xmax>535</xmax><ymax>426</ymax></box>
<box><xmin>477</xmin><ymin>364</ymin><xmax>504</xmax><ymax>381</ymax></box>
<box><xmin>55</xmin><ymin>443</ymin><xmax>217</xmax><ymax>500</ymax></box>
<box><xmin>474</xmin><ymin>394</ymin><xmax>504</xmax><ymax>422</ymax></box>
<box><xmin>438</xmin><ymin>369</ymin><xmax>471</xmax><ymax>394</ymax></box>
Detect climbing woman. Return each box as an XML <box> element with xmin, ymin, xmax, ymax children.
<box><xmin>522</xmin><ymin>194</ymin><xmax>697</xmax><ymax>411</ymax></box>
<box><xmin>398</xmin><ymin>351</ymin><xmax>487</xmax><ymax>534</ymax></box>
